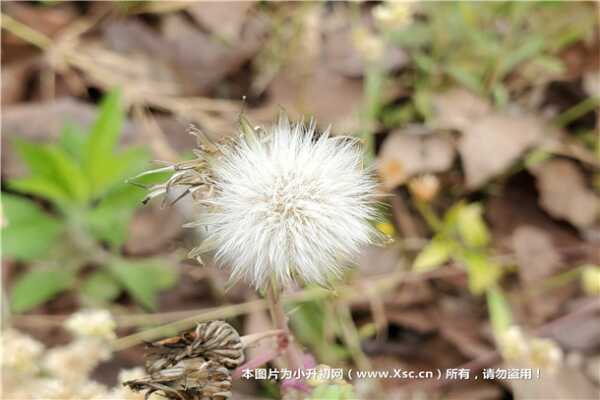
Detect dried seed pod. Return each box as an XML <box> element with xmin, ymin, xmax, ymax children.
<box><xmin>124</xmin><ymin>358</ymin><xmax>232</xmax><ymax>400</ymax></box>
<box><xmin>126</xmin><ymin>321</ymin><xmax>244</xmax><ymax>400</ymax></box>
<box><xmin>145</xmin><ymin>321</ymin><xmax>244</xmax><ymax>373</ymax></box>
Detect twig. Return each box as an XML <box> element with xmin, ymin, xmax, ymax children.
<box><xmin>111</xmin><ymin>269</ymin><xmax>450</xmax><ymax>350</ymax></box>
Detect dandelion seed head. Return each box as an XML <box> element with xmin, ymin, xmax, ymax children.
<box><xmin>199</xmin><ymin>118</ymin><xmax>379</xmax><ymax>289</ymax></box>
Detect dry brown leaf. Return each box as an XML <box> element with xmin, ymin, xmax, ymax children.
<box><xmin>386</xmin><ymin>281</ymin><xmax>434</xmax><ymax>307</ymax></box>
<box><xmin>509</xmin><ymin>363</ymin><xmax>598</xmax><ymax>400</ymax></box>
<box><xmin>386</xmin><ymin>308</ymin><xmax>437</xmax><ymax>334</ymax></box>
<box><xmin>445</xmin><ymin>382</ymin><xmax>502</xmax><ymax>400</ymax></box>
<box><xmin>511</xmin><ymin>226</ymin><xmax>568</xmax><ymax>323</ymax></box>
<box><xmin>431</xmin><ymin>88</ymin><xmax>492</xmax><ymax>131</ymax></box>
<box><xmin>248</xmin><ymin>5</ymin><xmax>367</xmax><ymax>134</ymax></box>
<box><xmin>1</xmin><ymin>59</ymin><xmax>38</xmax><ymax>105</ymax></box>
<box><xmin>187</xmin><ymin>1</ymin><xmax>255</xmax><ymax>41</ymax></box>
<box><xmin>103</xmin><ymin>14</ymin><xmax>267</xmax><ymax>96</ymax></box>
<box><xmin>459</xmin><ymin>113</ymin><xmax>545</xmax><ymax>188</ymax></box>
<box><xmin>530</xmin><ymin>159</ymin><xmax>599</xmax><ymax>229</ymax></box>
<box><xmin>321</xmin><ymin>6</ymin><xmax>407</xmax><ymax>78</ymax></box>
<box><xmin>438</xmin><ymin>317</ymin><xmax>493</xmax><ymax>359</ymax></box>
<box><xmin>357</xmin><ymin>245</ymin><xmax>402</xmax><ymax>277</ymax></box>
<box><xmin>125</xmin><ymin>203</ymin><xmax>184</xmax><ymax>256</ymax></box>
<box><xmin>377</xmin><ymin>131</ymin><xmax>455</xmax><ymax>189</ymax></box>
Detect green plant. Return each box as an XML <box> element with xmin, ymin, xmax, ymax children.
<box><xmin>384</xmin><ymin>2</ymin><xmax>595</xmax><ymax>116</ymax></box>
<box><xmin>413</xmin><ymin>201</ymin><xmax>502</xmax><ymax>295</ymax></box>
<box><xmin>2</xmin><ymin>90</ymin><xmax>177</xmax><ymax>312</ymax></box>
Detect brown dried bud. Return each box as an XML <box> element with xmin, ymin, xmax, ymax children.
<box><xmin>408</xmin><ymin>174</ymin><xmax>440</xmax><ymax>202</ymax></box>
<box><xmin>125</xmin><ymin>321</ymin><xmax>244</xmax><ymax>400</ymax></box>
<box><xmin>125</xmin><ymin>358</ymin><xmax>232</xmax><ymax>400</ymax></box>
<box><xmin>145</xmin><ymin>320</ymin><xmax>245</xmax><ymax>373</ymax></box>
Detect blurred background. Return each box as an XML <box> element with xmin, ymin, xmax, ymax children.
<box><xmin>1</xmin><ymin>1</ymin><xmax>599</xmax><ymax>399</ymax></box>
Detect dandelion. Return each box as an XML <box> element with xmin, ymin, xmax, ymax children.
<box><xmin>65</xmin><ymin>309</ymin><xmax>117</xmax><ymax>340</ymax></box>
<box><xmin>135</xmin><ymin>114</ymin><xmax>380</xmax><ymax>386</ymax></box>
<box><xmin>200</xmin><ymin>117</ymin><xmax>379</xmax><ymax>290</ymax></box>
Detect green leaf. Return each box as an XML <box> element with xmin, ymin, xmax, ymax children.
<box><xmin>524</xmin><ymin>149</ymin><xmax>552</xmax><ymax>168</ymax></box>
<box><xmin>11</xmin><ymin>139</ymin><xmax>90</xmax><ymax>204</ymax></box>
<box><xmin>108</xmin><ymin>259</ymin><xmax>177</xmax><ymax>310</ymax></box>
<box><xmin>81</xmin><ymin>271</ymin><xmax>121</xmax><ymax>303</ymax></box>
<box><xmin>84</xmin><ymin>89</ymin><xmax>125</xmax><ymax>195</ymax></box>
<box><xmin>496</xmin><ymin>36</ymin><xmax>545</xmax><ymax>80</ymax></box>
<box><xmin>461</xmin><ymin>250</ymin><xmax>502</xmax><ymax>295</ymax></box>
<box><xmin>59</xmin><ymin>123</ymin><xmax>87</xmax><ymax>163</ymax></box>
<box><xmin>446</xmin><ymin>64</ymin><xmax>484</xmax><ymax>94</ymax></box>
<box><xmin>8</xmin><ymin>177</ymin><xmax>70</xmax><ymax>206</ymax></box>
<box><xmin>487</xmin><ymin>286</ymin><xmax>513</xmax><ymax>337</ymax></box>
<box><xmin>456</xmin><ymin>203</ymin><xmax>490</xmax><ymax>247</ymax></box>
<box><xmin>492</xmin><ymin>83</ymin><xmax>509</xmax><ymax>107</ymax></box>
<box><xmin>85</xmin><ymin>205</ymin><xmax>133</xmax><ymax>248</ymax></box>
<box><xmin>96</xmin><ymin>147</ymin><xmax>150</xmax><ymax>194</ymax></box>
<box><xmin>11</xmin><ymin>268</ymin><xmax>75</xmax><ymax>312</ymax></box>
<box><xmin>413</xmin><ymin>236</ymin><xmax>455</xmax><ymax>272</ymax></box>
<box><xmin>84</xmin><ymin>180</ymin><xmax>148</xmax><ymax>247</ymax></box>
<box><xmin>2</xmin><ymin>194</ymin><xmax>64</xmax><ymax>261</ymax></box>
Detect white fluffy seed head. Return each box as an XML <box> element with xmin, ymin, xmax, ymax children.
<box><xmin>199</xmin><ymin>117</ymin><xmax>380</xmax><ymax>290</ymax></box>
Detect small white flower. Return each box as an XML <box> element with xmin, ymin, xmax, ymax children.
<box><xmin>44</xmin><ymin>339</ymin><xmax>111</xmax><ymax>385</ymax></box>
<box><xmin>373</xmin><ymin>2</ymin><xmax>414</xmax><ymax>31</ymax></box>
<box><xmin>498</xmin><ymin>325</ymin><xmax>529</xmax><ymax>362</ymax></box>
<box><xmin>198</xmin><ymin>117</ymin><xmax>380</xmax><ymax>289</ymax></box>
<box><xmin>528</xmin><ymin>337</ymin><xmax>563</xmax><ymax>373</ymax></box>
<box><xmin>65</xmin><ymin>309</ymin><xmax>116</xmax><ymax>340</ymax></box>
<box><xmin>1</xmin><ymin>329</ymin><xmax>44</xmax><ymax>375</ymax></box>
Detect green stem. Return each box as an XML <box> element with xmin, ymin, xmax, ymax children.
<box><xmin>415</xmin><ymin>200</ymin><xmax>443</xmax><ymax>232</ymax></box>
<box><xmin>266</xmin><ymin>281</ymin><xmax>305</xmax><ymax>373</ymax></box>
<box><xmin>553</xmin><ymin>96</ymin><xmax>600</xmax><ymax>128</ymax></box>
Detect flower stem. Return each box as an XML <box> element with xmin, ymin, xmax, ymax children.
<box><xmin>265</xmin><ymin>281</ymin><xmax>305</xmax><ymax>373</ymax></box>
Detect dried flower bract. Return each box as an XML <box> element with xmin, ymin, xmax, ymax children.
<box><xmin>124</xmin><ymin>321</ymin><xmax>244</xmax><ymax>400</ymax></box>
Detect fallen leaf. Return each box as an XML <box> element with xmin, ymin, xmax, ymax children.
<box><xmin>386</xmin><ymin>281</ymin><xmax>434</xmax><ymax>307</ymax></box>
<box><xmin>386</xmin><ymin>308</ymin><xmax>437</xmax><ymax>334</ymax></box>
<box><xmin>510</xmin><ymin>363</ymin><xmax>598</xmax><ymax>400</ymax></box>
<box><xmin>438</xmin><ymin>315</ymin><xmax>493</xmax><ymax>359</ymax></box>
<box><xmin>125</xmin><ymin>203</ymin><xmax>184</xmax><ymax>256</ymax></box>
<box><xmin>187</xmin><ymin>1</ymin><xmax>256</xmax><ymax>42</ymax></box>
<box><xmin>511</xmin><ymin>226</ymin><xmax>568</xmax><ymax>323</ymax></box>
<box><xmin>1</xmin><ymin>59</ymin><xmax>38</xmax><ymax>105</ymax></box>
<box><xmin>459</xmin><ymin>113</ymin><xmax>545</xmax><ymax>188</ymax></box>
<box><xmin>445</xmin><ymin>382</ymin><xmax>502</xmax><ymax>400</ymax></box>
<box><xmin>103</xmin><ymin>14</ymin><xmax>267</xmax><ymax>96</ymax></box>
<box><xmin>431</xmin><ymin>88</ymin><xmax>492</xmax><ymax>131</ymax></box>
<box><xmin>377</xmin><ymin>131</ymin><xmax>455</xmax><ymax>189</ymax></box>
<box><xmin>248</xmin><ymin>5</ymin><xmax>367</xmax><ymax>134</ymax></box>
<box><xmin>321</xmin><ymin>6</ymin><xmax>408</xmax><ymax>78</ymax></box>
<box><xmin>357</xmin><ymin>245</ymin><xmax>402</xmax><ymax>277</ymax></box>
<box><xmin>530</xmin><ymin>159</ymin><xmax>599</xmax><ymax>229</ymax></box>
